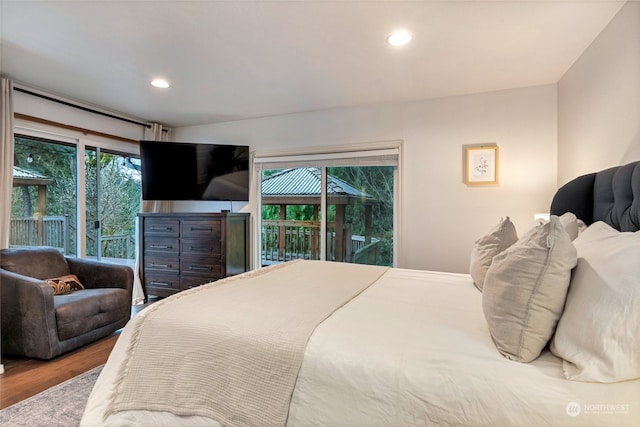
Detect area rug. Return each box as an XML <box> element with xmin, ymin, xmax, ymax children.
<box><xmin>0</xmin><ymin>365</ymin><xmax>103</xmax><ymax>427</ymax></box>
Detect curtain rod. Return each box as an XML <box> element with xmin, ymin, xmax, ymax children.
<box><xmin>14</xmin><ymin>86</ymin><xmax>158</xmax><ymax>129</ymax></box>
<box><xmin>14</xmin><ymin>113</ymin><xmax>138</xmax><ymax>144</ymax></box>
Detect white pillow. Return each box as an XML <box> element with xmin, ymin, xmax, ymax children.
<box><xmin>551</xmin><ymin>221</ymin><xmax>640</xmax><ymax>382</ymax></box>
<box><xmin>577</xmin><ymin>219</ymin><xmax>587</xmax><ymax>235</ymax></box>
<box><xmin>531</xmin><ymin>212</ymin><xmax>579</xmax><ymax>241</ymax></box>
<box><xmin>482</xmin><ymin>216</ymin><xmax>577</xmax><ymax>363</ymax></box>
<box><xmin>558</xmin><ymin>212</ymin><xmax>579</xmax><ymax>241</ymax></box>
<box><xmin>469</xmin><ymin>217</ymin><xmax>518</xmax><ymax>291</ymax></box>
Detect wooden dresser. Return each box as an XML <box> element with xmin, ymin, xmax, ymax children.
<box><xmin>138</xmin><ymin>212</ymin><xmax>250</xmax><ymax>298</ymax></box>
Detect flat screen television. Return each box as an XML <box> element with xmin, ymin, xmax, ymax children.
<box><xmin>140</xmin><ymin>141</ymin><xmax>250</xmax><ymax>201</ymax></box>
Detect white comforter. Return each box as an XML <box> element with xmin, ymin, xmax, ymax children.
<box><xmin>82</xmin><ymin>266</ymin><xmax>640</xmax><ymax>426</ymax></box>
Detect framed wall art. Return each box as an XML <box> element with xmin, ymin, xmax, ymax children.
<box><xmin>464</xmin><ymin>145</ymin><xmax>499</xmax><ymax>185</ymax></box>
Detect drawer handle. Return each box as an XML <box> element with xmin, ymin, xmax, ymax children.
<box><xmin>189</xmin><ymin>246</ymin><xmax>209</xmax><ymax>251</ymax></box>
<box><xmin>150</xmin><ymin>227</ymin><xmax>174</xmax><ymax>231</ymax></box>
<box><xmin>188</xmin><ymin>266</ymin><xmax>210</xmax><ymax>271</ymax></box>
<box><xmin>150</xmin><ymin>263</ymin><xmax>170</xmax><ymax>268</ymax></box>
<box><xmin>150</xmin><ymin>281</ymin><xmax>171</xmax><ymax>287</ymax></box>
<box><xmin>190</xmin><ymin>227</ymin><xmax>213</xmax><ymax>232</ymax></box>
<box><xmin>150</xmin><ymin>244</ymin><xmax>172</xmax><ymax>249</ymax></box>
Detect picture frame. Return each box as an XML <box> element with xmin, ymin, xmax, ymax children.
<box><xmin>464</xmin><ymin>145</ymin><xmax>499</xmax><ymax>185</ymax></box>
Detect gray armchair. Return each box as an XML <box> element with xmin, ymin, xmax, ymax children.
<box><xmin>1</xmin><ymin>247</ymin><xmax>133</xmax><ymax>359</ymax></box>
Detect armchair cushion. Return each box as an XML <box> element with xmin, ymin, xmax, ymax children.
<box><xmin>54</xmin><ymin>288</ymin><xmax>130</xmax><ymax>341</ymax></box>
<box><xmin>1</xmin><ymin>247</ymin><xmax>70</xmax><ymax>279</ymax></box>
<box><xmin>67</xmin><ymin>257</ymin><xmax>133</xmax><ymax>292</ymax></box>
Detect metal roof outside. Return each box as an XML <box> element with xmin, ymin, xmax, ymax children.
<box><xmin>261</xmin><ymin>167</ymin><xmax>372</xmax><ymax>199</ymax></box>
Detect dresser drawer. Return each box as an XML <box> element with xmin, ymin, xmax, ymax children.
<box><xmin>180</xmin><ymin>275</ymin><xmax>219</xmax><ymax>291</ymax></box>
<box><xmin>144</xmin><ymin>218</ymin><xmax>180</xmax><ymax>237</ymax></box>
<box><xmin>144</xmin><ymin>254</ymin><xmax>180</xmax><ymax>272</ymax></box>
<box><xmin>181</xmin><ymin>220</ymin><xmax>221</xmax><ymax>239</ymax></box>
<box><xmin>181</xmin><ymin>256</ymin><xmax>221</xmax><ymax>276</ymax></box>
<box><xmin>181</xmin><ymin>238</ymin><xmax>221</xmax><ymax>257</ymax></box>
<box><xmin>144</xmin><ymin>236</ymin><xmax>179</xmax><ymax>254</ymax></box>
<box><xmin>144</xmin><ymin>271</ymin><xmax>180</xmax><ymax>291</ymax></box>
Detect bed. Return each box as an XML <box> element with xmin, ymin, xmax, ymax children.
<box><xmin>81</xmin><ymin>162</ymin><xmax>640</xmax><ymax>426</ymax></box>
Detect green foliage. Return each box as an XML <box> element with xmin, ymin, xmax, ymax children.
<box><xmin>288</xmin><ymin>204</ymin><xmax>318</xmax><ymax>221</ymax></box>
<box><xmin>329</xmin><ymin>166</ymin><xmax>394</xmax><ymax>266</ymax></box>
<box><xmin>261</xmin><ymin>204</ymin><xmax>279</xmax><ymax>220</ymax></box>
<box><xmin>85</xmin><ymin>152</ymin><xmax>141</xmax><ymax>234</ymax></box>
<box><xmin>329</xmin><ymin>166</ymin><xmax>394</xmax><ymax>237</ymax></box>
<box><xmin>85</xmin><ymin>151</ymin><xmax>141</xmax><ymax>257</ymax></box>
<box><xmin>13</xmin><ymin>137</ymin><xmax>78</xmax><ymax>254</ymax></box>
<box><xmin>262</xmin><ymin>204</ymin><xmax>326</xmax><ymax>221</ymax></box>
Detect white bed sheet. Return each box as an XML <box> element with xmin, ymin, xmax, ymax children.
<box><xmin>81</xmin><ymin>267</ymin><xmax>640</xmax><ymax>427</ymax></box>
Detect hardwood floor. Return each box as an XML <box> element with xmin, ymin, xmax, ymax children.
<box><xmin>0</xmin><ymin>301</ymin><xmax>153</xmax><ymax>410</ymax></box>
<box><xmin>0</xmin><ymin>333</ymin><xmax>119</xmax><ymax>409</ymax></box>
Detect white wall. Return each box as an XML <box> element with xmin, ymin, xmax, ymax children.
<box><xmin>174</xmin><ymin>84</ymin><xmax>558</xmax><ymax>273</ymax></box>
<box><xmin>13</xmin><ymin>87</ymin><xmax>152</xmax><ymax>143</ymax></box>
<box><xmin>558</xmin><ymin>1</ymin><xmax>640</xmax><ymax>185</ymax></box>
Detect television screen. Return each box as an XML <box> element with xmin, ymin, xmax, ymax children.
<box><xmin>140</xmin><ymin>141</ymin><xmax>250</xmax><ymax>201</ymax></box>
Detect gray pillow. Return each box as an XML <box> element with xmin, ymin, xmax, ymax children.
<box><xmin>482</xmin><ymin>216</ymin><xmax>577</xmax><ymax>363</ymax></box>
<box><xmin>469</xmin><ymin>217</ymin><xmax>518</xmax><ymax>291</ymax></box>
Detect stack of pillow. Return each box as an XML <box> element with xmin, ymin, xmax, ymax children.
<box><xmin>470</xmin><ymin>214</ymin><xmax>640</xmax><ymax>383</ymax></box>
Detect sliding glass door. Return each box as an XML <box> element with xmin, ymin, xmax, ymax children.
<box><xmin>325</xmin><ymin>166</ymin><xmax>394</xmax><ymax>266</ymax></box>
<box><xmin>85</xmin><ymin>146</ymin><xmax>141</xmax><ymax>263</ymax></box>
<box><xmin>255</xmin><ymin>145</ymin><xmax>400</xmax><ymax>268</ymax></box>
<box><xmin>10</xmin><ymin>134</ymin><xmax>140</xmax><ymax>264</ymax></box>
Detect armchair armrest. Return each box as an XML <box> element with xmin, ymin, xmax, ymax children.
<box><xmin>0</xmin><ymin>268</ymin><xmax>59</xmax><ymax>358</ymax></box>
<box><xmin>66</xmin><ymin>258</ymin><xmax>134</xmax><ymax>295</ymax></box>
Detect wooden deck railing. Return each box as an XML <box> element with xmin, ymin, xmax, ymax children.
<box><xmin>10</xmin><ymin>216</ymin><xmax>69</xmax><ymax>252</ymax></box>
<box><xmin>262</xmin><ymin>220</ymin><xmax>321</xmax><ymax>263</ymax></box>
<box><xmin>12</xmin><ymin>216</ymin><xmax>376</xmax><ymax>264</ymax></box>
<box><xmin>10</xmin><ymin>217</ymin><xmax>134</xmax><ymax>260</ymax></box>
<box><xmin>100</xmin><ymin>234</ymin><xmax>136</xmax><ymax>259</ymax></box>
<box><xmin>261</xmin><ymin>220</ymin><xmax>378</xmax><ymax>265</ymax></box>
<box><xmin>86</xmin><ymin>233</ymin><xmax>136</xmax><ymax>259</ymax></box>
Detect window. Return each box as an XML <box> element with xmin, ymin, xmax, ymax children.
<box><xmin>261</xmin><ymin>167</ymin><xmax>326</xmax><ymax>264</ymax></box>
<box><xmin>253</xmin><ymin>143</ymin><xmax>401</xmax><ymax>268</ymax></box>
<box><xmin>325</xmin><ymin>165</ymin><xmax>394</xmax><ymax>266</ymax></box>
<box><xmin>11</xmin><ymin>136</ymin><xmax>78</xmax><ymax>254</ymax></box>
<box><xmin>10</xmin><ymin>134</ymin><xmax>141</xmax><ymax>264</ymax></box>
<box><xmin>85</xmin><ymin>146</ymin><xmax>141</xmax><ymax>262</ymax></box>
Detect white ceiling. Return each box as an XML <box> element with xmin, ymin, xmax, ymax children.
<box><xmin>0</xmin><ymin>1</ymin><xmax>625</xmax><ymax>128</ymax></box>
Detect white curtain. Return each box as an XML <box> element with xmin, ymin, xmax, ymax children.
<box><xmin>0</xmin><ymin>79</ymin><xmax>15</xmax><ymax>249</ymax></box>
<box><xmin>0</xmin><ymin>78</ymin><xmax>14</xmax><ymax>372</ymax></box>
<box><xmin>133</xmin><ymin>123</ymin><xmax>172</xmax><ymax>303</ymax></box>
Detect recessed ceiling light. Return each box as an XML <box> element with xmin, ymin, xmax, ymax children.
<box><xmin>151</xmin><ymin>78</ymin><xmax>170</xmax><ymax>89</ymax></box>
<box><xmin>386</xmin><ymin>30</ymin><xmax>412</xmax><ymax>47</ymax></box>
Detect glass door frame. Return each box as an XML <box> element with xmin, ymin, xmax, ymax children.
<box><xmin>85</xmin><ymin>145</ymin><xmax>103</xmax><ymax>261</ymax></box>
<box><xmin>14</xmin><ymin>124</ymin><xmax>140</xmax><ymax>259</ymax></box>
<box><xmin>251</xmin><ymin>141</ymin><xmax>402</xmax><ymax>270</ymax></box>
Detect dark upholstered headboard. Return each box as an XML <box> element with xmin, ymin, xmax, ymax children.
<box><xmin>550</xmin><ymin>161</ymin><xmax>640</xmax><ymax>232</ymax></box>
